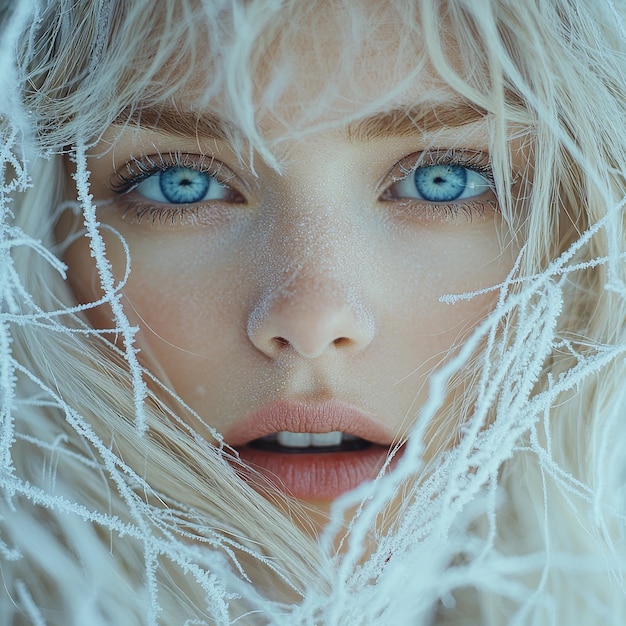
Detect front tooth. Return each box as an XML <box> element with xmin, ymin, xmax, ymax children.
<box><xmin>277</xmin><ymin>431</ymin><xmax>312</xmax><ymax>448</ymax></box>
<box><xmin>311</xmin><ymin>431</ymin><xmax>343</xmax><ymax>447</ymax></box>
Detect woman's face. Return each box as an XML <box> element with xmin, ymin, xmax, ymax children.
<box><xmin>62</xmin><ymin>12</ymin><xmax>522</xmax><ymax>513</ymax></box>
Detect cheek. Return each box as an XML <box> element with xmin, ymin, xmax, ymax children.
<box><xmin>119</xmin><ymin>240</ymin><xmax>251</xmax><ymax>405</ymax></box>
<box><xmin>63</xmin><ymin>230</ymin><xmax>237</xmax><ymax>353</ymax></box>
<box><xmin>389</xmin><ymin>222</ymin><xmax>516</xmax><ymax>362</ymax></box>
<box><xmin>126</xmin><ymin>273</ymin><xmax>233</xmax><ymax>360</ymax></box>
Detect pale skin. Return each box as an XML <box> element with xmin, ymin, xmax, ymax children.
<box><xmin>60</xmin><ymin>15</ymin><xmax>523</xmax><ymax>522</ymax></box>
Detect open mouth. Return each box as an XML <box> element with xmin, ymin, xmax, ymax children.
<box><xmin>237</xmin><ymin>431</ymin><xmax>390</xmax><ymax>500</ymax></box>
<box><xmin>225</xmin><ymin>400</ymin><xmax>396</xmax><ymax>500</ymax></box>
<box><xmin>248</xmin><ymin>430</ymin><xmax>372</xmax><ymax>454</ymax></box>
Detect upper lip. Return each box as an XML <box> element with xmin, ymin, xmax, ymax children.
<box><xmin>224</xmin><ymin>400</ymin><xmax>393</xmax><ymax>447</ymax></box>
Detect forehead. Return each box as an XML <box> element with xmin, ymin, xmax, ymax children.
<box><xmin>153</xmin><ymin>2</ymin><xmax>456</xmax><ymax>138</ymax></box>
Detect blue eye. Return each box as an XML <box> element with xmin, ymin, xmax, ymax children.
<box><xmin>395</xmin><ymin>163</ymin><xmax>492</xmax><ymax>203</ymax></box>
<box><xmin>134</xmin><ymin>166</ymin><xmax>230</xmax><ymax>204</ymax></box>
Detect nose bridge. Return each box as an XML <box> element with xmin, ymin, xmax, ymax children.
<box><xmin>277</xmin><ymin>209</ymin><xmax>350</xmax><ymax>289</ymax></box>
<box><xmin>247</xmin><ymin>204</ymin><xmax>375</xmax><ymax>359</ymax></box>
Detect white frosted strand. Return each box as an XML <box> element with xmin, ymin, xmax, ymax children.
<box><xmin>0</xmin><ymin>319</ymin><xmax>16</xmax><ymax>473</ymax></box>
<box><xmin>172</xmin><ymin>560</ymin><xmax>234</xmax><ymax>623</ymax></box>
<box><xmin>463</xmin><ymin>283</ymin><xmax>555</xmax><ymax>467</ymax></box>
<box><xmin>439</xmin><ymin>252</ymin><xmax>624</xmax><ymax>305</ymax></box>
<box><xmin>472</xmin><ymin>471</ymin><xmax>500</xmax><ymax>565</ymax></box>
<box><xmin>5</xmin><ymin>472</ymin><xmax>247</xmax><ymax>621</ymax></box>
<box><xmin>15</xmin><ymin>580</ymin><xmax>47</xmax><ymax>626</ymax></box>
<box><xmin>605</xmin><ymin>193</ymin><xmax>626</xmax><ymax>296</ymax></box>
<box><xmin>1</xmin><ymin>467</ymin><xmax>237</xmax><ymax>622</ymax></box>
<box><xmin>527</xmin><ymin>425</ymin><xmax>594</xmax><ymax>504</ymax></box>
<box><xmin>605</xmin><ymin>0</ymin><xmax>626</xmax><ymax>43</ymax></box>
<box><xmin>88</xmin><ymin>0</ymin><xmax>114</xmax><ymax>75</ymax></box>
<box><xmin>3</xmin><ymin>226</ymin><xmax>67</xmax><ymax>279</ymax></box>
<box><xmin>0</xmin><ymin>535</ymin><xmax>21</xmax><ymax>561</ymax></box>
<box><xmin>22</xmin><ymin>3</ymin><xmax>42</xmax><ymax>71</ymax></box>
<box><xmin>524</xmin><ymin>344</ymin><xmax>624</xmax><ymax>447</ymax></box>
<box><xmin>0</xmin><ymin>229</ymin><xmax>69</xmax><ymax>341</ymax></box>
<box><xmin>496</xmin><ymin>286</ymin><xmax>561</xmax><ymax>421</ymax></box>
<box><xmin>72</xmin><ymin>139</ymin><xmax>149</xmax><ymax>434</ymax></box>
<box><xmin>497</xmin><ymin>356</ymin><xmax>608</xmax><ymax>503</ymax></box>
<box><xmin>4</xmin><ymin>229</ymin><xmax>131</xmax><ymax>327</ymax></box>
<box><xmin>148</xmin><ymin>530</ymin><xmax>260</xmax><ymax>622</ymax></box>
<box><xmin>0</xmin><ymin>472</ymin><xmax>142</xmax><ymax>541</ymax></box>
<box><xmin>2</xmin><ymin>219</ymin><xmax>133</xmax><ymax>327</ymax></box>
<box><xmin>541</xmin><ymin>211</ymin><xmax>613</xmax><ymax>282</ymax></box>
<box><xmin>464</xmin><ymin>253</ymin><xmax>526</xmax><ymax>435</ymax></box>
<box><xmin>328</xmin><ymin>316</ymin><xmax>496</xmax><ymax>604</ymax></box>
<box><xmin>0</xmin><ymin>0</ymin><xmax>36</xmax><ymax>141</ymax></box>
<box><xmin>447</xmin><ymin>262</ymin><xmax>618</xmax><ymax>523</ymax></box>
<box><xmin>0</xmin><ymin>130</ymin><xmax>23</xmax><ymax>473</ymax></box>
<box><xmin>143</xmin><ymin>542</ymin><xmax>162</xmax><ymax>626</ymax></box>
<box><xmin>13</xmin><ymin>358</ymin><xmax>242</xmax><ymax>621</ymax></box>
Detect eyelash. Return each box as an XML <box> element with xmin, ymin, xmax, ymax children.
<box><xmin>381</xmin><ymin>148</ymin><xmax>496</xmax><ymax>219</ymax></box>
<box><xmin>108</xmin><ymin>149</ymin><xmax>496</xmax><ymax>226</ymax></box>
<box><xmin>109</xmin><ymin>151</ymin><xmax>242</xmax><ymax>225</ymax></box>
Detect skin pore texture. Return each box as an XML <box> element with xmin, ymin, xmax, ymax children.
<box><xmin>60</xmin><ymin>11</ymin><xmax>523</xmax><ymax>523</ymax></box>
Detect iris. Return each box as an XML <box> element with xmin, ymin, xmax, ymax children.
<box><xmin>159</xmin><ymin>167</ymin><xmax>212</xmax><ymax>204</ymax></box>
<box><xmin>414</xmin><ymin>165</ymin><xmax>467</xmax><ymax>203</ymax></box>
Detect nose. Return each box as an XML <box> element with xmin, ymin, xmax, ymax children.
<box><xmin>248</xmin><ymin>291</ymin><xmax>375</xmax><ymax>359</ymax></box>
<box><xmin>247</xmin><ymin>222</ymin><xmax>376</xmax><ymax>359</ymax></box>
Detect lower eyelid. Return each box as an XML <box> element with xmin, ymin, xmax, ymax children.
<box><xmin>388</xmin><ymin>198</ymin><xmax>498</xmax><ymax>224</ymax></box>
<box><xmin>118</xmin><ymin>199</ymin><xmax>206</xmax><ymax>227</ymax></box>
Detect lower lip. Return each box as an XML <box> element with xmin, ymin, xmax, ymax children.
<box><xmin>236</xmin><ymin>445</ymin><xmax>391</xmax><ymax>500</ymax></box>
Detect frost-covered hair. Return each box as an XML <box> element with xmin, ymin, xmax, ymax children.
<box><xmin>1</xmin><ymin>0</ymin><xmax>626</xmax><ymax>624</ymax></box>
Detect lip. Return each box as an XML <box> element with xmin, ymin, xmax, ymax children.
<box><xmin>225</xmin><ymin>400</ymin><xmax>393</xmax><ymax>447</ymax></box>
<box><xmin>225</xmin><ymin>400</ymin><xmax>396</xmax><ymax>500</ymax></box>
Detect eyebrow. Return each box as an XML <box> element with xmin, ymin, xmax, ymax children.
<box><xmin>347</xmin><ymin>101</ymin><xmax>487</xmax><ymax>141</ymax></box>
<box><xmin>114</xmin><ymin>101</ymin><xmax>487</xmax><ymax>142</ymax></box>
<box><xmin>115</xmin><ymin>105</ymin><xmax>235</xmax><ymax>140</ymax></box>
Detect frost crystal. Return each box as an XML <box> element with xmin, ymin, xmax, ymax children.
<box><xmin>1</xmin><ymin>1</ymin><xmax>626</xmax><ymax>624</ymax></box>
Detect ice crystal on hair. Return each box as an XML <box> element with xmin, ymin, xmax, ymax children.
<box><xmin>1</xmin><ymin>0</ymin><xmax>626</xmax><ymax>624</ymax></box>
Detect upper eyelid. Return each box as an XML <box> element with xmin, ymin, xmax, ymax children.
<box><xmin>378</xmin><ymin>149</ymin><xmax>497</xmax><ymax>206</ymax></box>
<box><xmin>398</xmin><ymin>148</ymin><xmax>492</xmax><ymax>174</ymax></box>
<box><xmin>108</xmin><ymin>152</ymin><xmax>245</xmax><ymax>195</ymax></box>
<box><xmin>381</xmin><ymin>148</ymin><xmax>495</xmax><ymax>190</ymax></box>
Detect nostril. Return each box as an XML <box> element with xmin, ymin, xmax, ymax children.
<box><xmin>270</xmin><ymin>335</ymin><xmax>351</xmax><ymax>354</ymax></box>
<box><xmin>333</xmin><ymin>337</ymin><xmax>351</xmax><ymax>347</ymax></box>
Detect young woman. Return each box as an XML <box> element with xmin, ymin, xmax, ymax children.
<box><xmin>1</xmin><ymin>0</ymin><xmax>626</xmax><ymax>623</ymax></box>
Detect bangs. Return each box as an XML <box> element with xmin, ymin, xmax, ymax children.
<box><xmin>16</xmin><ymin>1</ymin><xmax>523</xmax><ymax>154</ymax></box>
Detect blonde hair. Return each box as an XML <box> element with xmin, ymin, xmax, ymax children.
<box><xmin>2</xmin><ymin>0</ymin><xmax>626</xmax><ymax>623</ymax></box>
